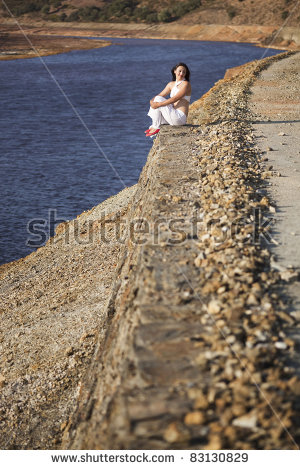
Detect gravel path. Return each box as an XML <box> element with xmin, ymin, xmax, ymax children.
<box><xmin>250</xmin><ymin>53</ymin><xmax>300</xmax><ymax>311</ymax></box>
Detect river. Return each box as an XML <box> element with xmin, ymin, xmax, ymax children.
<box><xmin>0</xmin><ymin>37</ymin><xmax>283</xmax><ymax>264</ymax></box>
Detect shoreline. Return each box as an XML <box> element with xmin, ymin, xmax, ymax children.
<box><xmin>1</xmin><ymin>20</ymin><xmax>299</xmax><ymax>60</ymax></box>
<box><xmin>0</xmin><ymin>24</ymin><xmax>111</xmax><ymax>60</ymax></box>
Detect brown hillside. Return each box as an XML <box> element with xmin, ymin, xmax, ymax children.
<box><xmin>1</xmin><ymin>1</ymin><xmax>299</xmax><ymax>57</ymax></box>
<box><xmin>178</xmin><ymin>0</ymin><xmax>300</xmax><ymax>26</ymax></box>
<box><xmin>1</xmin><ymin>0</ymin><xmax>300</xmax><ymax>26</ymax></box>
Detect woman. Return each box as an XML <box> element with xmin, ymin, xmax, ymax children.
<box><xmin>146</xmin><ymin>62</ymin><xmax>191</xmax><ymax>137</ymax></box>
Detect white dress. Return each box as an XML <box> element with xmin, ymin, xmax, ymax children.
<box><xmin>147</xmin><ymin>80</ymin><xmax>191</xmax><ymax>129</ymax></box>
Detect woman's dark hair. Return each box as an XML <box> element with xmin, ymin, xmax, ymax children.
<box><xmin>171</xmin><ymin>62</ymin><xmax>190</xmax><ymax>81</ymax></box>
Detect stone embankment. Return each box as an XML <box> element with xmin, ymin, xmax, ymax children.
<box><xmin>63</xmin><ymin>52</ymin><xmax>300</xmax><ymax>450</ymax></box>
<box><xmin>1</xmin><ymin>52</ymin><xmax>300</xmax><ymax>450</ymax></box>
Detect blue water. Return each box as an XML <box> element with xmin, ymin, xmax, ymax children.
<box><xmin>0</xmin><ymin>38</ymin><xmax>283</xmax><ymax>264</ymax></box>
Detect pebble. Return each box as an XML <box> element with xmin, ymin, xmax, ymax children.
<box><xmin>0</xmin><ymin>374</ymin><xmax>6</xmax><ymax>388</ymax></box>
<box><xmin>194</xmin><ymin>394</ymin><xmax>209</xmax><ymax>410</ymax></box>
<box><xmin>65</xmin><ymin>347</ymin><xmax>74</xmax><ymax>357</ymax></box>
<box><xmin>232</xmin><ymin>412</ymin><xmax>258</xmax><ymax>429</ymax></box>
<box><xmin>246</xmin><ymin>293</ymin><xmax>259</xmax><ymax>306</ymax></box>
<box><xmin>259</xmin><ymin>196</ymin><xmax>269</xmax><ymax>206</ymax></box>
<box><xmin>203</xmin><ymin>434</ymin><xmax>223</xmax><ymax>450</ymax></box>
<box><xmin>290</xmin><ymin>311</ymin><xmax>300</xmax><ymax>322</ymax></box>
<box><xmin>288</xmin><ymin>378</ymin><xmax>300</xmax><ymax>395</ymax></box>
<box><xmin>184</xmin><ymin>411</ymin><xmax>205</xmax><ymax>426</ymax></box>
<box><xmin>207</xmin><ymin>300</ymin><xmax>221</xmax><ymax>314</ymax></box>
<box><xmin>275</xmin><ymin>341</ymin><xmax>288</xmax><ymax>350</ymax></box>
<box><xmin>280</xmin><ymin>270</ymin><xmax>299</xmax><ymax>282</ymax></box>
<box><xmin>163</xmin><ymin>422</ymin><xmax>190</xmax><ymax>443</ymax></box>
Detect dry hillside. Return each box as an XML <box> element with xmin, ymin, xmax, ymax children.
<box><xmin>1</xmin><ymin>0</ymin><xmax>300</xmax><ymax>26</ymax></box>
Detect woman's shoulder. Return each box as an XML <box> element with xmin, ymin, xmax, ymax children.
<box><xmin>164</xmin><ymin>81</ymin><xmax>175</xmax><ymax>92</ymax></box>
<box><xmin>185</xmin><ymin>81</ymin><xmax>192</xmax><ymax>91</ymax></box>
<box><xmin>179</xmin><ymin>80</ymin><xmax>190</xmax><ymax>88</ymax></box>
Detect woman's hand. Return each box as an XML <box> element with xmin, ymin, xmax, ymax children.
<box><xmin>150</xmin><ymin>98</ymin><xmax>161</xmax><ymax>109</ymax></box>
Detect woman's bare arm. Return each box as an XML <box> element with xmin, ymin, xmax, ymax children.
<box><xmin>150</xmin><ymin>82</ymin><xmax>173</xmax><ymax>102</ymax></box>
<box><xmin>150</xmin><ymin>81</ymin><xmax>190</xmax><ymax>108</ymax></box>
<box><xmin>158</xmin><ymin>82</ymin><xmax>173</xmax><ymax>97</ymax></box>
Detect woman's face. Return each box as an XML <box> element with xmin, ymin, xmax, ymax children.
<box><xmin>175</xmin><ymin>66</ymin><xmax>187</xmax><ymax>81</ymax></box>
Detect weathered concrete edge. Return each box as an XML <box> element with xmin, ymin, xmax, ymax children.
<box><xmin>62</xmin><ymin>51</ymin><xmax>300</xmax><ymax>450</ymax></box>
<box><xmin>61</xmin><ymin>134</ymin><xmax>161</xmax><ymax>448</ymax></box>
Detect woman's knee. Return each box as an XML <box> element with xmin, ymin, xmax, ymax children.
<box><xmin>154</xmin><ymin>96</ymin><xmax>166</xmax><ymax>103</ymax></box>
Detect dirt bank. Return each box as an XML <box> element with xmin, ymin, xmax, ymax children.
<box><xmin>1</xmin><ymin>19</ymin><xmax>299</xmax><ymax>61</ymax></box>
<box><xmin>0</xmin><ymin>23</ymin><xmax>110</xmax><ymax>60</ymax></box>
<box><xmin>0</xmin><ymin>186</ymin><xmax>136</xmax><ymax>448</ymax></box>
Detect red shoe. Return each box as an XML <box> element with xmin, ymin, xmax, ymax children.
<box><xmin>146</xmin><ymin>128</ymin><xmax>160</xmax><ymax>137</ymax></box>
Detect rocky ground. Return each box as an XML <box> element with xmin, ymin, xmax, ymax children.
<box><xmin>0</xmin><ymin>185</ymin><xmax>136</xmax><ymax>448</ymax></box>
<box><xmin>1</xmin><ymin>51</ymin><xmax>300</xmax><ymax>450</ymax></box>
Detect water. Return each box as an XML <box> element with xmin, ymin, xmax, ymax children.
<box><xmin>0</xmin><ymin>37</ymin><xmax>283</xmax><ymax>264</ymax></box>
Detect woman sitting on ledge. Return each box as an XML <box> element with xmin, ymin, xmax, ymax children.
<box><xmin>146</xmin><ymin>62</ymin><xmax>192</xmax><ymax>138</ymax></box>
